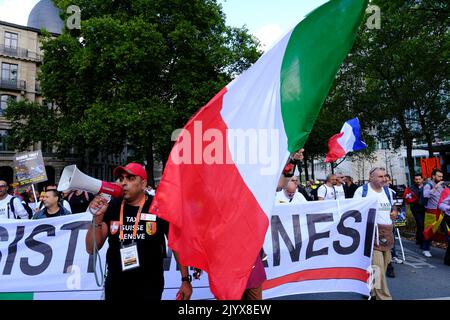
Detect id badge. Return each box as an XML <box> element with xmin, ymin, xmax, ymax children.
<box><xmin>120</xmin><ymin>243</ymin><xmax>140</xmax><ymax>271</ymax></box>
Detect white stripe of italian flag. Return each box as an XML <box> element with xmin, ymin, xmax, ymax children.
<box><xmin>150</xmin><ymin>0</ymin><xmax>368</xmax><ymax>300</ymax></box>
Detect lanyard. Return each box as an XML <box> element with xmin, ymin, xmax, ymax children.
<box><xmin>119</xmin><ymin>196</ymin><xmax>146</xmax><ymax>242</ymax></box>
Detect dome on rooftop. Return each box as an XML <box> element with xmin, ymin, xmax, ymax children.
<box><xmin>27</xmin><ymin>0</ymin><xmax>64</xmax><ymax>34</ymax></box>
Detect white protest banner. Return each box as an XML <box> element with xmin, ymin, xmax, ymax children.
<box><xmin>0</xmin><ymin>213</ymin><xmax>104</xmax><ymax>298</ymax></box>
<box><xmin>0</xmin><ymin>198</ymin><xmax>377</xmax><ymax>299</ymax></box>
<box><xmin>262</xmin><ymin>197</ymin><xmax>377</xmax><ymax>298</ymax></box>
<box><xmin>0</xmin><ymin>213</ymin><xmax>213</xmax><ymax>300</ymax></box>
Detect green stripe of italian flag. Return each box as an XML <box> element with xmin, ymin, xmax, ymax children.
<box><xmin>151</xmin><ymin>0</ymin><xmax>368</xmax><ymax>300</ymax></box>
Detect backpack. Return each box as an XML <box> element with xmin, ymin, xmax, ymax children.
<box><xmin>362</xmin><ymin>184</ymin><xmax>393</xmax><ymax>206</ymax></box>
<box><xmin>21</xmin><ymin>201</ymin><xmax>33</xmax><ymax>219</ymax></box>
<box><xmin>319</xmin><ymin>185</ymin><xmax>336</xmax><ymax>200</ymax></box>
<box><xmin>68</xmin><ymin>191</ymin><xmax>90</xmax><ymax>202</ymax></box>
<box><xmin>7</xmin><ymin>196</ymin><xmax>30</xmax><ymax>219</ymax></box>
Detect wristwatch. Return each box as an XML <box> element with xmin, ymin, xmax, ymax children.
<box><xmin>181</xmin><ymin>275</ymin><xmax>192</xmax><ymax>283</ymax></box>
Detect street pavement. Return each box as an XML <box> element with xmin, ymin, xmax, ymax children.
<box><xmin>271</xmin><ymin>238</ymin><xmax>450</xmax><ymax>300</ymax></box>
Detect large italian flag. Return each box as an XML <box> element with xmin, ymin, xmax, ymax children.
<box><xmin>150</xmin><ymin>0</ymin><xmax>368</xmax><ymax>300</ymax></box>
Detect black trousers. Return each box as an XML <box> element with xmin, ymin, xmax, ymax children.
<box><xmin>104</xmin><ymin>273</ymin><xmax>164</xmax><ymax>301</ymax></box>
<box><xmin>411</xmin><ymin>204</ymin><xmax>425</xmax><ymax>246</ymax></box>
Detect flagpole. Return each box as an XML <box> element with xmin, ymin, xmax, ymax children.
<box><xmin>31</xmin><ymin>184</ymin><xmax>39</xmax><ymax>212</ymax></box>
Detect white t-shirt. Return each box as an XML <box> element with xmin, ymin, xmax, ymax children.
<box><xmin>275</xmin><ymin>190</ymin><xmax>307</xmax><ymax>205</ymax></box>
<box><xmin>0</xmin><ymin>195</ymin><xmax>29</xmax><ymax>220</ymax></box>
<box><xmin>354</xmin><ymin>184</ymin><xmax>394</xmax><ymax>225</ymax></box>
<box><xmin>28</xmin><ymin>202</ymin><xmax>38</xmax><ymax>211</ymax></box>
<box><xmin>335</xmin><ymin>184</ymin><xmax>346</xmax><ymax>200</ymax></box>
<box><xmin>317</xmin><ymin>184</ymin><xmax>336</xmax><ymax>200</ymax></box>
<box><xmin>62</xmin><ymin>200</ymin><xmax>72</xmax><ymax>213</ymax></box>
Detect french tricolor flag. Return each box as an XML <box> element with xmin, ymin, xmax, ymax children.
<box><xmin>325</xmin><ymin>117</ymin><xmax>367</xmax><ymax>163</ymax></box>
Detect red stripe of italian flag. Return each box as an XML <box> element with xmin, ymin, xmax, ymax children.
<box><xmin>150</xmin><ymin>0</ymin><xmax>368</xmax><ymax>300</ymax></box>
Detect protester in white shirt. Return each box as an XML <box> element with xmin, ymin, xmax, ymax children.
<box><xmin>317</xmin><ymin>174</ymin><xmax>337</xmax><ymax>200</ymax></box>
<box><xmin>334</xmin><ymin>173</ymin><xmax>346</xmax><ymax>200</ymax></box>
<box><xmin>275</xmin><ymin>180</ymin><xmax>307</xmax><ymax>205</ymax></box>
<box><xmin>0</xmin><ymin>180</ymin><xmax>28</xmax><ymax>220</ymax></box>
<box><xmin>354</xmin><ymin>167</ymin><xmax>397</xmax><ymax>300</ymax></box>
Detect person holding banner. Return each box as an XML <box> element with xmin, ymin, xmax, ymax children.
<box><xmin>354</xmin><ymin>167</ymin><xmax>397</xmax><ymax>300</ymax></box>
<box><xmin>422</xmin><ymin>169</ymin><xmax>445</xmax><ymax>258</ymax></box>
<box><xmin>317</xmin><ymin>174</ymin><xmax>337</xmax><ymax>201</ymax></box>
<box><xmin>85</xmin><ymin>162</ymin><xmax>192</xmax><ymax>301</ymax></box>
<box><xmin>0</xmin><ymin>180</ymin><xmax>29</xmax><ymax>220</ymax></box>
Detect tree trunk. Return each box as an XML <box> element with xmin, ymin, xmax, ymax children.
<box><xmin>398</xmin><ymin>115</ymin><xmax>415</xmax><ymax>184</ymax></box>
<box><xmin>417</xmin><ymin>107</ymin><xmax>434</xmax><ymax>158</ymax></box>
<box><xmin>405</xmin><ymin>138</ymin><xmax>415</xmax><ymax>185</ymax></box>
<box><xmin>303</xmin><ymin>156</ymin><xmax>309</xmax><ymax>182</ymax></box>
<box><xmin>145</xmin><ymin>138</ymin><xmax>155</xmax><ymax>188</ymax></box>
<box><xmin>426</xmin><ymin>139</ymin><xmax>434</xmax><ymax>158</ymax></box>
<box><xmin>311</xmin><ymin>156</ymin><xmax>315</xmax><ymax>180</ymax></box>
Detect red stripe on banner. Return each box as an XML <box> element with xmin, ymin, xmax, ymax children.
<box><xmin>262</xmin><ymin>267</ymin><xmax>369</xmax><ymax>290</ymax></box>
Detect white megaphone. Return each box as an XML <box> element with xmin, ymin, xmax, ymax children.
<box><xmin>57</xmin><ymin>165</ymin><xmax>123</xmax><ymax>198</ymax></box>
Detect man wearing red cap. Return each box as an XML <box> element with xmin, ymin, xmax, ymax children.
<box><xmin>86</xmin><ymin>162</ymin><xmax>192</xmax><ymax>300</ymax></box>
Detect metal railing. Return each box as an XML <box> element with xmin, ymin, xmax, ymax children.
<box><xmin>0</xmin><ymin>44</ymin><xmax>41</xmax><ymax>61</ymax></box>
<box><xmin>0</xmin><ymin>79</ymin><xmax>26</xmax><ymax>91</ymax></box>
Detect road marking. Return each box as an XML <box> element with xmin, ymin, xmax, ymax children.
<box><xmin>400</xmin><ymin>248</ymin><xmax>436</xmax><ymax>269</ymax></box>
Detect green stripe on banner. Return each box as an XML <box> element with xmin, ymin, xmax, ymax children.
<box><xmin>0</xmin><ymin>292</ymin><xmax>34</xmax><ymax>300</ymax></box>
<box><xmin>280</xmin><ymin>0</ymin><xmax>368</xmax><ymax>152</ymax></box>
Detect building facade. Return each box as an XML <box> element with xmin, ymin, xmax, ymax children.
<box><xmin>0</xmin><ymin>1</ymin><xmax>150</xmax><ymax>187</ymax></box>
<box><xmin>0</xmin><ymin>0</ymin><xmax>69</xmax><ymax>187</ymax></box>
<box><xmin>310</xmin><ymin>143</ymin><xmax>448</xmax><ymax>187</ymax></box>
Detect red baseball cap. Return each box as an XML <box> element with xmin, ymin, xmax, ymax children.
<box><xmin>113</xmin><ymin>163</ymin><xmax>147</xmax><ymax>180</ymax></box>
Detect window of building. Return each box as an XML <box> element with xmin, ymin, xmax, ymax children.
<box><xmin>1</xmin><ymin>63</ymin><xmax>18</xmax><ymax>81</ymax></box>
<box><xmin>0</xmin><ymin>95</ymin><xmax>16</xmax><ymax>116</ymax></box>
<box><xmin>0</xmin><ymin>130</ymin><xmax>11</xmax><ymax>151</ymax></box>
<box><xmin>4</xmin><ymin>32</ymin><xmax>18</xmax><ymax>49</ymax></box>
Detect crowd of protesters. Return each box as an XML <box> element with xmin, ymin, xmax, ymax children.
<box><xmin>0</xmin><ymin>155</ymin><xmax>448</xmax><ymax>301</ymax></box>
<box><xmin>274</xmin><ymin>153</ymin><xmax>449</xmax><ymax>300</ymax></box>
<box><xmin>0</xmin><ymin>183</ymin><xmax>102</xmax><ymax>219</ymax></box>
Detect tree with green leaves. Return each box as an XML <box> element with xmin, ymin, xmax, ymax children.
<box><xmin>303</xmin><ymin>0</ymin><xmax>448</xmax><ymax>182</ymax></box>
<box><xmin>302</xmin><ymin>65</ymin><xmax>376</xmax><ymax>180</ymax></box>
<box><xmin>302</xmin><ymin>0</ymin><xmax>448</xmax><ymax>183</ymax></box>
<box><xmin>6</xmin><ymin>0</ymin><xmax>260</xmax><ymax>185</ymax></box>
<box><xmin>347</xmin><ymin>0</ymin><xmax>449</xmax><ymax>182</ymax></box>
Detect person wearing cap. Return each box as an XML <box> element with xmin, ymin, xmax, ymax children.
<box><xmin>85</xmin><ymin>162</ymin><xmax>192</xmax><ymax>300</ymax></box>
